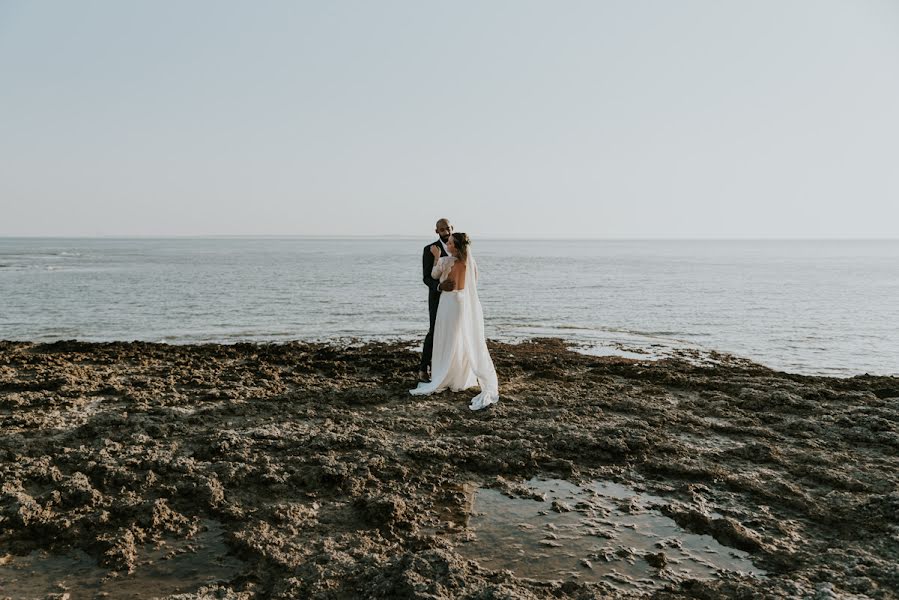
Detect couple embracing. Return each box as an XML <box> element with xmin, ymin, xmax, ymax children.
<box><xmin>410</xmin><ymin>218</ymin><xmax>500</xmax><ymax>411</ymax></box>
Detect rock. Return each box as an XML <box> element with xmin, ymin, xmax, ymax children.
<box><xmin>644</xmin><ymin>551</ymin><xmax>667</xmax><ymax>569</ymax></box>
<box><xmin>0</xmin><ymin>340</ymin><xmax>895</xmax><ymax>599</ymax></box>
<box><xmin>353</xmin><ymin>494</ymin><xmax>409</xmax><ymax>530</ymax></box>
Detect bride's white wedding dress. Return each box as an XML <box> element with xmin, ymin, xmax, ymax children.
<box><xmin>410</xmin><ymin>251</ymin><xmax>499</xmax><ymax>410</ymax></box>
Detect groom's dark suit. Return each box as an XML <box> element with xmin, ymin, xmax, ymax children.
<box><xmin>421</xmin><ymin>240</ymin><xmax>448</xmax><ymax>372</ymax></box>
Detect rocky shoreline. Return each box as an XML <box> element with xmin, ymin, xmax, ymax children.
<box><xmin>1</xmin><ymin>339</ymin><xmax>897</xmax><ymax>599</ymax></box>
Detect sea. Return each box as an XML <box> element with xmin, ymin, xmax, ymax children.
<box><xmin>1</xmin><ymin>237</ymin><xmax>897</xmax><ymax>377</ymax></box>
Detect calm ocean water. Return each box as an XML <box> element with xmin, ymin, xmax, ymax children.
<box><xmin>1</xmin><ymin>237</ymin><xmax>897</xmax><ymax>377</ymax></box>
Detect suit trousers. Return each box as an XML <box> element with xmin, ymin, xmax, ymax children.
<box><xmin>420</xmin><ymin>290</ymin><xmax>441</xmax><ymax>371</ymax></box>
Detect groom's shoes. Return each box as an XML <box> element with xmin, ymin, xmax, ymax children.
<box><xmin>418</xmin><ymin>370</ymin><xmax>430</xmax><ymax>382</ymax></box>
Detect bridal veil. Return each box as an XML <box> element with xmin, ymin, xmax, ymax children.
<box><xmin>457</xmin><ymin>251</ymin><xmax>499</xmax><ymax>409</ymax></box>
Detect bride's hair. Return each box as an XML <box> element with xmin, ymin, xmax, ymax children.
<box><xmin>452</xmin><ymin>232</ymin><xmax>471</xmax><ymax>263</ymax></box>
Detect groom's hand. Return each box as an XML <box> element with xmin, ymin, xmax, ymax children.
<box><xmin>439</xmin><ymin>279</ymin><xmax>455</xmax><ymax>292</ymax></box>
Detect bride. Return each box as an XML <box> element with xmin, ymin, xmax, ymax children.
<box><xmin>410</xmin><ymin>232</ymin><xmax>499</xmax><ymax>410</ymax></box>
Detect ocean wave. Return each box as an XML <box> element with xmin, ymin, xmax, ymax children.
<box><xmin>2</xmin><ymin>238</ymin><xmax>897</xmax><ymax>377</ymax></box>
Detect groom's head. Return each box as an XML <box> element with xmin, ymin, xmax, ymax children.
<box><xmin>435</xmin><ymin>218</ymin><xmax>453</xmax><ymax>243</ymax></box>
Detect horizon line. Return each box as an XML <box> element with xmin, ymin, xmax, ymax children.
<box><xmin>1</xmin><ymin>234</ymin><xmax>898</xmax><ymax>242</ymax></box>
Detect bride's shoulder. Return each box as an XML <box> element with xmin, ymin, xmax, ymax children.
<box><xmin>433</xmin><ymin>256</ymin><xmax>451</xmax><ymax>271</ymax></box>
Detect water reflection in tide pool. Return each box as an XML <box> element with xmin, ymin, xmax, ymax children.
<box><xmin>0</xmin><ymin>520</ymin><xmax>241</xmax><ymax>600</ymax></box>
<box><xmin>458</xmin><ymin>478</ymin><xmax>765</xmax><ymax>591</ymax></box>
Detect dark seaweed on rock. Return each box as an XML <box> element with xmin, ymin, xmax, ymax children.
<box><xmin>0</xmin><ymin>339</ymin><xmax>897</xmax><ymax>599</ymax></box>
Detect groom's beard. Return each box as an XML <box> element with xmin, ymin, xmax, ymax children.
<box><xmin>439</xmin><ymin>235</ymin><xmax>450</xmax><ymax>243</ymax></box>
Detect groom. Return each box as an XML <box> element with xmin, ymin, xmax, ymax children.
<box><xmin>419</xmin><ymin>218</ymin><xmax>456</xmax><ymax>382</ymax></box>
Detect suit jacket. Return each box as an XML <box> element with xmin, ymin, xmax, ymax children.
<box><xmin>423</xmin><ymin>240</ymin><xmax>449</xmax><ymax>298</ymax></box>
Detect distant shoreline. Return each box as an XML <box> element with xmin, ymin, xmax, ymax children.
<box><xmin>1</xmin><ymin>337</ymin><xmax>897</xmax><ymax>379</ymax></box>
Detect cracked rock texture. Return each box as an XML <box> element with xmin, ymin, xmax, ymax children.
<box><xmin>0</xmin><ymin>339</ymin><xmax>897</xmax><ymax>599</ymax></box>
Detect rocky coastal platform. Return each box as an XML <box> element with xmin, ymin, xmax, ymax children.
<box><xmin>0</xmin><ymin>339</ymin><xmax>897</xmax><ymax>599</ymax></box>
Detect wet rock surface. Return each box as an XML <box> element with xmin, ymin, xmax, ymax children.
<box><xmin>0</xmin><ymin>338</ymin><xmax>897</xmax><ymax>599</ymax></box>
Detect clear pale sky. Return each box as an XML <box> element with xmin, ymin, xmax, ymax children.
<box><xmin>1</xmin><ymin>1</ymin><xmax>898</xmax><ymax>238</ymax></box>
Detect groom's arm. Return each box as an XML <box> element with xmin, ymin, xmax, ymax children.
<box><xmin>423</xmin><ymin>245</ymin><xmax>441</xmax><ymax>294</ymax></box>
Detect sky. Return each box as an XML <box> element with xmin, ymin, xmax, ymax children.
<box><xmin>1</xmin><ymin>1</ymin><xmax>898</xmax><ymax>239</ymax></box>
